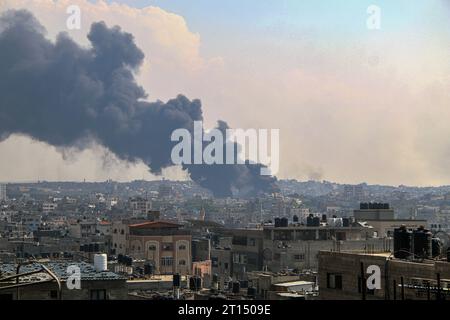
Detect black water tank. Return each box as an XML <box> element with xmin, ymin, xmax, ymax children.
<box><xmin>413</xmin><ymin>227</ymin><xmax>432</xmax><ymax>259</ymax></box>
<box><xmin>144</xmin><ymin>263</ymin><xmax>153</xmax><ymax>275</ymax></box>
<box><xmin>343</xmin><ymin>217</ymin><xmax>350</xmax><ymax>227</ymax></box>
<box><xmin>274</xmin><ymin>218</ymin><xmax>281</xmax><ymax>228</ymax></box>
<box><xmin>360</xmin><ymin>203</ymin><xmax>369</xmax><ymax>210</ymax></box>
<box><xmin>118</xmin><ymin>254</ymin><xmax>124</xmax><ymax>264</ymax></box>
<box><xmin>247</xmin><ymin>287</ymin><xmax>257</xmax><ymax>297</ymax></box>
<box><xmin>228</xmin><ymin>281</ymin><xmax>233</xmax><ymax>291</ymax></box>
<box><xmin>240</xmin><ymin>280</ymin><xmax>248</xmax><ymax>288</ymax></box>
<box><xmin>281</xmin><ymin>217</ymin><xmax>288</xmax><ymax>227</ymax></box>
<box><xmin>88</xmin><ymin>243</ymin><xmax>94</xmax><ymax>252</ymax></box>
<box><xmin>125</xmin><ymin>256</ymin><xmax>133</xmax><ymax>266</ymax></box>
<box><xmin>94</xmin><ymin>243</ymin><xmax>99</xmax><ymax>252</ymax></box>
<box><xmin>394</xmin><ymin>226</ymin><xmax>412</xmax><ymax>259</ymax></box>
<box><xmin>293</xmin><ymin>215</ymin><xmax>299</xmax><ymax>223</ymax></box>
<box><xmin>313</xmin><ymin>217</ymin><xmax>320</xmax><ymax>226</ymax></box>
<box><xmin>432</xmin><ymin>238</ymin><xmax>441</xmax><ymax>258</ymax></box>
<box><xmin>322</xmin><ymin>214</ymin><xmax>327</xmax><ymax>221</ymax></box>
<box><xmin>189</xmin><ymin>277</ymin><xmax>196</xmax><ymax>290</ymax></box>
<box><xmin>306</xmin><ymin>215</ymin><xmax>313</xmax><ymax>227</ymax></box>
<box><xmin>173</xmin><ymin>273</ymin><xmax>181</xmax><ymax>287</ymax></box>
<box><xmin>232</xmin><ymin>281</ymin><xmax>240</xmax><ymax>294</ymax></box>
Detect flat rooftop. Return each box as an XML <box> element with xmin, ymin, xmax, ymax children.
<box><xmin>0</xmin><ymin>261</ymin><xmax>126</xmax><ymax>282</ymax></box>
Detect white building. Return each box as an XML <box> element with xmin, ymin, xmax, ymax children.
<box><xmin>42</xmin><ymin>202</ymin><xmax>58</xmax><ymax>214</ymax></box>
<box><xmin>129</xmin><ymin>197</ymin><xmax>151</xmax><ymax>217</ymax></box>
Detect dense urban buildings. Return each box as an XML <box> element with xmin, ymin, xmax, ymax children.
<box><xmin>0</xmin><ymin>179</ymin><xmax>449</xmax><ymax>300</ymax></box>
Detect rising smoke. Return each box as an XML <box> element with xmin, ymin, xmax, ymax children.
<box><xmin>0</xmin><ymin>9</ymin><xmax>277</xmax><ymax>197</ymax></box>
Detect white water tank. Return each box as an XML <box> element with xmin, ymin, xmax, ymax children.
<box><xmin>94</xmin><ymin>253</ymin><xmax>107</xmax><ymax>272</ymax></box>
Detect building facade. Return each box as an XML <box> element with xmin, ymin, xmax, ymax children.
<box><xmin>127</xmin><ymin>221</ymin><xmax>192</xmax><ymax>275</ymax></box>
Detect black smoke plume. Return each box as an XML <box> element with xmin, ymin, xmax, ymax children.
<box><xmin>0</xmin><ymin>9</ymin><xmax>277</xmax><ymax>197</ymax></box>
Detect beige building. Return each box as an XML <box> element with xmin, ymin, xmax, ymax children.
<box><xmin>127</xmin><ymin>221</ymin><xmax>192</xmax><ymax>275</ymax></box>
<box><xmin>262</xmin><ymin>224</ymin><xmax>391</xmax><ymax>272</ymax></box>
<box><xmin>319</xmin><ymin>250</ymin><xmax>450</xmax><ymax>300</ymax></box>
<box><xmin>353</xmin><ymin>203</ymin><xmax>427</xmax><ymax>237</ymax></box>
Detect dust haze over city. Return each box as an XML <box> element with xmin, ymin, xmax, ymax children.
<box><xmin>1</xmin><ymin>0</ymin><xmax>450</xmax><ymax>307</ymax></box>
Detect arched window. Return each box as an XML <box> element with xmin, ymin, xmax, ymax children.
<box><xmin>148</xmin><ymin>245</ymin><xmax>157</xmax><ymax>251</ymax></box>
<box><xmin>178</xmin><ymin>244</ymin><xmax>187</xmax><ymax>250</ymax></box>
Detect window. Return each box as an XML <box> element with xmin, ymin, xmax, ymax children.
<box><xmin>178</xmin><ymin>244</ymin><xmax>187</xmax><ymax>250</ymax></box>
<box><xmin>162</xmin><ymin>243</ymin><xmax>173</xmax><ymax>251</ymax></box>
<box><xmin>248</xmin><ymin>238</ymin><xmax>256</xmax><ymax>246</ymax></box>
<box><xmin>232</xmin><ymin>236</ymin><xmax>247</xmax><ymax>246</ymax></box>
<box><xmin>224</xmin><ymin>263</ymin><xmax>229</xmax><ymax>270</ymax></box>
<box><xmin>233</xmin><ymin>253</ymin><xmax>247</xmax><ymax>264</ymax></box>
<box><xmin>161</xmin><ymin>257</ymin><xmax>174</xmax><ymax>267</ymax></box>
<box><xmin>327</xmin><ymin>273</ymin><xmax>342</xmax><ymax>290</ymax></box>
<box><xmin>148</xmin><ymin>245</ymin><xmax>157</xmax><ymax>251</ymax></box>
<box><xmin>120</xmin><ymin>229</ymin><xmax>124</xmax><ymax>235</ymax></box>
<box><xmin>90</xmin><ymin>289</ymin><xmax>107</xmax><ymax>300</ymax></box>
<box><xmin>113</xmin><ymin>229</ymin><xmax>117</xmax><ymax>234</ymax></box>
<box><xmin>294</xmin><ymin>254</ymin><xmax>305</xmax><ymax>261</ymax></box>
<box><xmin>179</xmin><ymin>259</ymin><xmax>186</xmax><ymax>266</ymax></box>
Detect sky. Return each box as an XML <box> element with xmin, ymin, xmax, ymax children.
<box><xmin>1</xmin><ymin>0</ymin><xmax>450</xmax><ymax>186</ymax></box>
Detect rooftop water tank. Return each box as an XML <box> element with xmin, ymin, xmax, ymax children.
<box><xmin>94</xmin><ymin>253</ymin><xmax>107</xmax><ymax>272</ymax></box>
<box><xmin>232</xmin><ymin>281</ymin><xmax>240</xmax><ymax>294</ymax></box>
<box><xmin>342</xmin><ymin>217</ymin><xmax>350</xmax><ymax>227</ymax></box>
<box><xmin>413</xmin><ymin>227</ymin><xmax>432</xmax><ymax>259</ymax></box>
<box><xmin>394</xmin><ymin>226</ymin><xmax>412</xmax><ymax>259</ymax></box>
<box><xmin>313</xmin><ymin>217</ymin><xmax>321</xmax><ymax>227</ymax></box>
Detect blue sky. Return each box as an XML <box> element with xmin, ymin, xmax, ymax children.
<box><xmin>101</xmin><ymin>0</ymin><xmax>448</xmax><ymax>58</ymax></box>
<box><xmin>2</xmin><ymin>0</ymin><xmax>450</xmax><ymax>184</ymax></box>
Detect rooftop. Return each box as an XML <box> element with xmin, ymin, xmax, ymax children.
<box><xmin>0</xmin><ymin>261</ymin><xmax>126</xmax><ymax>282</ymax></box>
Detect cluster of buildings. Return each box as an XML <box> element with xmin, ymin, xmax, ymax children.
<box><xmin>1</xmin><ymin>180</ymin><xmax>450</xmax><ymax>300</ymax></box>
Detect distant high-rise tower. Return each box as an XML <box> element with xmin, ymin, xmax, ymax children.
<box><xmin>0</xmin><ymin>184</ymin><xmax>6</xmax><ymax>202</ymax></box>
<box><xmin>199</xmin><ymin>207</ymin><xmax>206</xmax><ymax>221</ymax></box>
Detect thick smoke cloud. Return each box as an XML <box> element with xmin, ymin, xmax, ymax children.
<box><xmin>0</xmin><ymin>9</ymin><xmax>277</xmax><ymax>197</ymax></box>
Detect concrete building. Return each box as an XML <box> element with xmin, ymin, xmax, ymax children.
<box><xmin>225</xmin><ymin>229</ymin><xmax>265</xmax><ymax>279</ymax></box>
<box><xmin>262</xmin><ymin>223</ymin><xmax>391</xmax><ymax>272</ymax></box>
<box><xmin>318</xmin><ymin>250</ymin><xmax>450</xmax><ymax>300</ymax></box>
<box><xmin>127</xmin><ymin>221</ymin><xmax>192</xmax><ymax>275</ymax></box>
<box><xmin>129</xmin><ymin>197</ymin><xmax>151</xmax><ymax>217</ymax></box>
<box><xmin>42</xmin><ymin>202</ymin><xmax>57</xmax><ymax>214</ymax></box>
<box><xmin>354</xmin><ymin>203</ymin><xmax>427</xmax><ymax>237</ymax></box>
